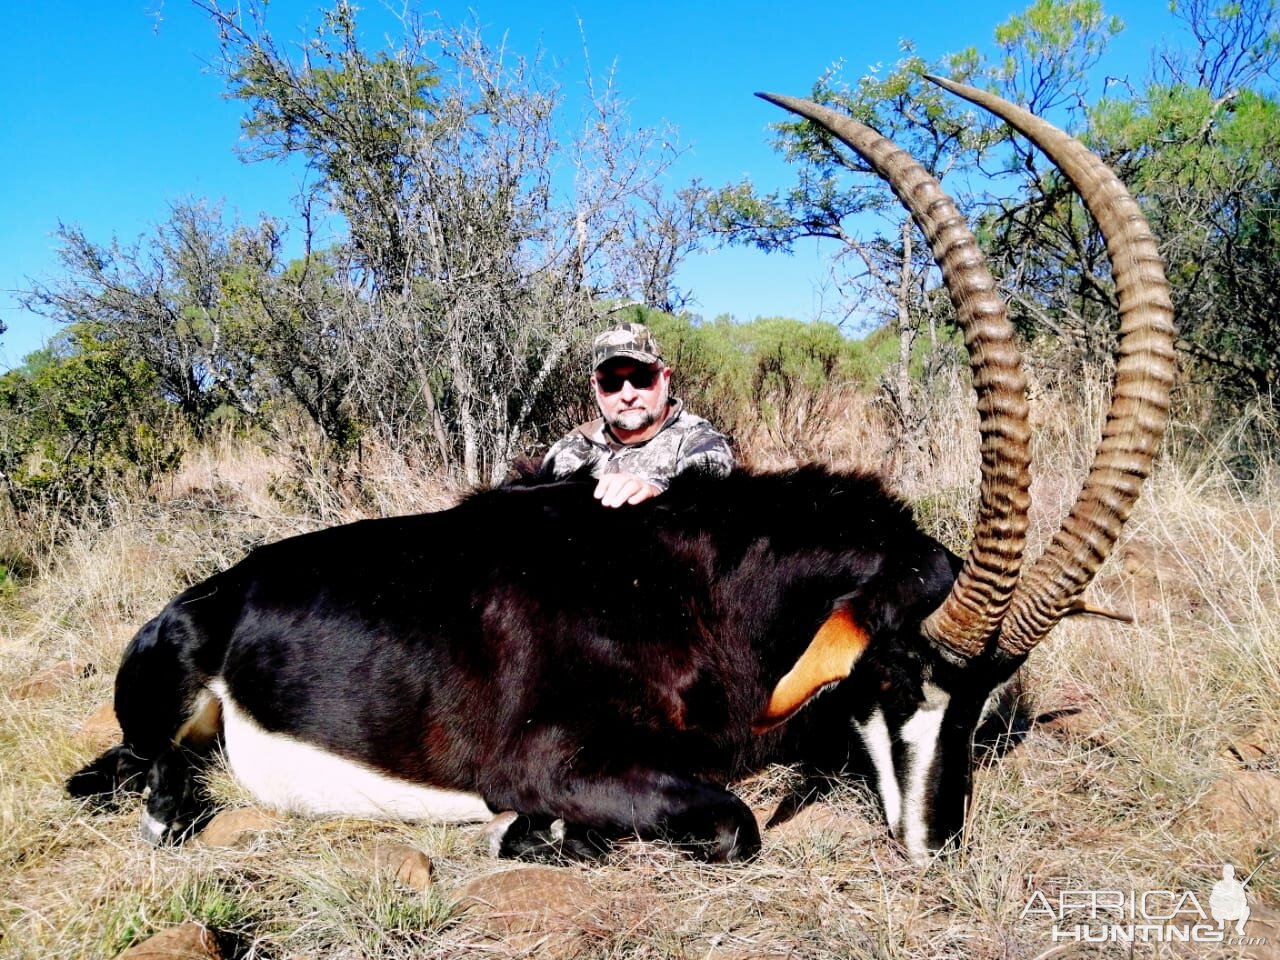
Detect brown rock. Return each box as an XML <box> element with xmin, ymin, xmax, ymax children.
<box><xmin>1178</xmin><ymin>772</ymin><xmax>1280</xmax><ymax>855</ymax></box>
<box><xmin>80</xmin><ymin>702</ymin><xmax>121</xmax><ymax>747</ymax></box>
<box><xmin>1228</xmin><ymin>723</ymin><xmax>1280</xmax><ymax>765</ymax></box>
<box><xmin>197</xmin><ymin>808</ymin><xmax>282</xmax><ymax>847</ymax></box>
<box><xmin>1034</xmin><ymin>684</ymin><xmax>1110</xmax><ymax>749</ymax></box>
<box><xmin>371</xmin><ymin>843</ymin><xmax>434</xmax><ymax>893</ymax></box>
<box><xmin>116</xmin><ymin>922</ymin><xmax>222</xmax><ymax>959</ymax></box>
<box><xmin>457</xmin><ymin>866</ymin><xmax>600</xmax><ymax>958</ymax></box>
<box><xmin>13</xmin><ymin>659</ymin><xmax>94</xmax><ymax>699</ymax></box>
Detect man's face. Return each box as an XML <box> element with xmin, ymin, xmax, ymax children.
<box><xmin>593</xmin><ymin>360</ymin><xmax>671</xmax><ymax>435</ymax></box>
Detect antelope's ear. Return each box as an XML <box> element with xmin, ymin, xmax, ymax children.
<box><xmin>752</xmin><ymin>604</ymin><xmax>871</xmax><ymax>734</ymax></box>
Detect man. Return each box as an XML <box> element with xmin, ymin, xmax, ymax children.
<box><xmin>541</xmin><ymin>323</ymin><xmax>734</xmax><ymax>507</ymax></box>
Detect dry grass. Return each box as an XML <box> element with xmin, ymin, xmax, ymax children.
<box><xmin>2</xmin><ymin>384</ymin><xmax>1278</xmax><ymax>959</ymax></box>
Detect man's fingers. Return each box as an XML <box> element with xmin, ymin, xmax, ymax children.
<box><xmin>625</xmin><ymin>482</ymin><xmax>657</xmax><ymax>505</ymax></box>
<box><xmin>604</xmin><ymin>478</ymin><xmax>640</xmax><ymax>508</ymax></box>
<box><xmin>593</xmin><ymin>474</ymin><xmax>626</xmax><ymax>506</ymax></box>
<box><xmin>593</xmin><ymin>473</ymin><xmax>657</xmax><ymax>508</ymax></box>
<box><xmin>592</xmin><ymin>475</ymin><xmax>617</xmax><ymax>501</ymax></box>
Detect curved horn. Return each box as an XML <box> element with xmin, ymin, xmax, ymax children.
<box><xmin>756</xmin><ymin>92</ymin><xmax>1031</xmax><ymax>658</ymax></box>
<box><xmin>924</xmin><ymin>75</ymin><xmax>1177</xmax><ymax>657</ymax></box>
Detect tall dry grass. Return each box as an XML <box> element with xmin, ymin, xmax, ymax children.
<box><xmin>2</xmin><ymin>377</ymin><xmax>1277</xmax><ymax>959</ymax></box>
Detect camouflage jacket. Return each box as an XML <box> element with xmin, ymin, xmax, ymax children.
<box><xmin>540</xmin><ymin>400</ymin><xmax>734</xmax><ymax>491</ymax></box>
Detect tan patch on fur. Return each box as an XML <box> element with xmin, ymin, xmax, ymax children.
<box><xmin>176</xmin><ymin>689</ymin><xmax>223</xmax><ymax>749</ymax></box>
<box><xmin>752</xmin><ymin>607</ymin><xmax>870</xmax><ymax>734</ymax></box>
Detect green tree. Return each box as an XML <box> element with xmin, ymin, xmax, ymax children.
<box><xmin>21</xmin><ymin>201</ymin><xmax>281</xmax><ymax>434</ymax></box>
<box><xmin>21</xmin><ymin>200</ymin><xmax>371</xmax><ymax>452</ymax></box>
<box><xmin>223</xmin><ymin>1</ymin><xmax>438</xmax><ymax>296</ymax></box>
<box><xmin>710</xmin><ymin>0</ymin><xmax>1124</xmax><ymax>478</ymax></box>
<box><xmin>708</xmin><ymin>47</ymin><xmax>989</xmax><ymax>475</ymax></box>
<box><xmin>716</xmin><ymin>0</ymin><xmax>1280</xmax><ymax>428</ymax></box>
<box><xmin>202</xmin><ymin>1</ymin><xmax>705</xmax><ymax>484</ymax></box>
<box><xmin>984</xmin><ymin>0</ymin><xmax>1280</xmax><ymax>401</ymax></box>
<box><xmin>1087</xmin><ymin>0</ymin><xmax>1280</xmax><ymax>402</ymax></box>
<box><xmin>0</xmin><ymin>324</ymin><xmax>182</xmax><ymax>516</ymax></box>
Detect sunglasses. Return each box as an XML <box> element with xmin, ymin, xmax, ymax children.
<box><xmin>594</xmin><ymin>367</ymin><xmax>661</xmax><ymax>393</ymax></box>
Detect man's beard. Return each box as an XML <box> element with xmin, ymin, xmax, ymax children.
<box><xmin>608</xmin><ymin>408</ymin><xmax>657</xmax><ymax>432</ymax></box>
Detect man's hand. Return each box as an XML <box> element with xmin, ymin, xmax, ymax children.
<box><xmin>594</xmin><ymin>472</ymin><xmax>662</xmax><ymax>508</ymax></box>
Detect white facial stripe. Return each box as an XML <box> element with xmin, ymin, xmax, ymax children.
<box><xmin>857</xmin><ymin>709</ymin><xmax>901</xmax><ymax>833</ymax></box>
<box><xmin>210</xmin><ymin>680</ymin><xmax>491</xmax><ymax>822</ymax></box>
<box><xmin>898</xmin><ymin>682</ymin><xmax>951</xmax><ymax>861</ymax></box>
<box><xmin>140</xmin><ymin>811</ymin><xmax>169</xmax><ymax>844</ymax></box>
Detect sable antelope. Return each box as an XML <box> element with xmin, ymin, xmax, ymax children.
<box><xmin>68</xmin><ymin>77</ymin><xmax>1175</xmax><ymax>862</ymax></box>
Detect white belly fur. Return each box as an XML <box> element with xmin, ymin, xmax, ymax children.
<box><xmin>209</xmin><ymin>679</ymin><xmax>491</xmax><ymax>822</ymax></box>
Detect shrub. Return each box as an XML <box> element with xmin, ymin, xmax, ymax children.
<box><xmin>0</xmin><ymin>323</ymin><xmax>184</xmax><ymax>520</ymax></box>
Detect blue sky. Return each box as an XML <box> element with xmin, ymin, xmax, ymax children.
<box><xmin>1</xmin><ymin>0</ymin><xmax>1177</xmax><ymax>370</ymax></box>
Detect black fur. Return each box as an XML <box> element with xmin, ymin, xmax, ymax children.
<box><xmin>71</xmin><ymin>467</ymin><xmax>1001</xmax><ymax>860</ymax></box>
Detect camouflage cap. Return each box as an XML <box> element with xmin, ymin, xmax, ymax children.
<box><xmin>591</xmin><ymin>323</ymin><xmax>662</xmax><ymax>369</ymax></box>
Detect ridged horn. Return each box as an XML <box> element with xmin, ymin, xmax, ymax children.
<box><xmin>756</xmin><ymin>92</ymin><xmax>1031</xmax><ymax>659</ymax></box>
<box><xmin>924</xmin><ymin>75</ymin><xmax>1177</xmax><ymax>657</ymax></box>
